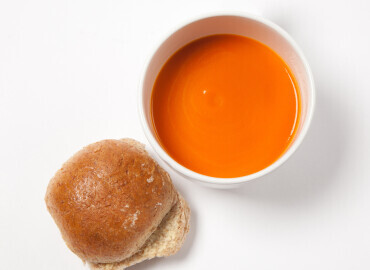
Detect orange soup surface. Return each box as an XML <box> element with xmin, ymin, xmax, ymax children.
<box><xmin>151</xmin><ymin>34</ymin><xmax>300</xmax><ymax>178</ymax></box>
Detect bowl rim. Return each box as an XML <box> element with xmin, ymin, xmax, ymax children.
<box><xmin>138</xmin><ymin>12</ymin><xmax>316</xmax><ymax>185</ymax></box>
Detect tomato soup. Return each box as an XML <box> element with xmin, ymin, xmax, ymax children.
<box><xmin>151</xmin><ymin>34</ymin><xmax>300</xmax><ymax>178</ymax></box>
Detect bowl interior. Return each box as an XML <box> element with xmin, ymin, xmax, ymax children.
<box><xmin>141</xmin><ymin>15</ymin><xmax>314</xmax><ymax>185</ymax></box>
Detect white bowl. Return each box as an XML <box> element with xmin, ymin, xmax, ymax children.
<box><xmin>138</xmin><ymin>14</ymin><xmax>315</xmax><ymax>189</ymax></box>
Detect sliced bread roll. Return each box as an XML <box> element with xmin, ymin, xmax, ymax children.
<box><xmin>45</xmin><ymin>139</ymin><xmax>190</xmax><ymax>269</ymax></box>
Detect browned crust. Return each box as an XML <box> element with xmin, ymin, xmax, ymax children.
<box><xmin>90</xmin><ymin>192</ymin><xmax>190</xmax><ymax>270</ymax></box>
<box><xmin>45</xmin><ymin>139</ymin><xmax>177</xmax><ymax>263</ymax></box>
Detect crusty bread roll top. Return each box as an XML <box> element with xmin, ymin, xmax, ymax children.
<box><xmin>45</xmin><ymin>139</ymin><xmax>178</xmax><ymax>264</ymax></box>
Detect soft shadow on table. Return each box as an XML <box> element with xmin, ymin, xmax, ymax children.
<box><xmin>217</xmin><ymin>12</ymin><xmax>351</xmax><ymax>207</ymax></box>
<box><xmin>222</xmin><ymin>84</ymin><xmax>349</xmax><ymax>209</ymax></box>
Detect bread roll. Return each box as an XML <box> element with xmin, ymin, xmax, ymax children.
<box><xmin>45</xmin><ymin>139</ymin><xmax>190</xmax><ymax>267</ymax></box>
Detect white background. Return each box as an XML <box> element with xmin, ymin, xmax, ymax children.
<box><xmin>1</xmin><ymin>0</ymin><xmax>370</xmax><ymax>269</ymax></box>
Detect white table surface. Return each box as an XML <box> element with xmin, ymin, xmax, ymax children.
<box><xmin>1</xmin><ymin>0</ymin><xmax>370</xmax><ymax>269</ymax></box>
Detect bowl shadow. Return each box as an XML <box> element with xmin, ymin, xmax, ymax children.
<box><xmin>226</xmin><ymin>86</ymin><xmax>349</xmax><ymax>209</ymax></box>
